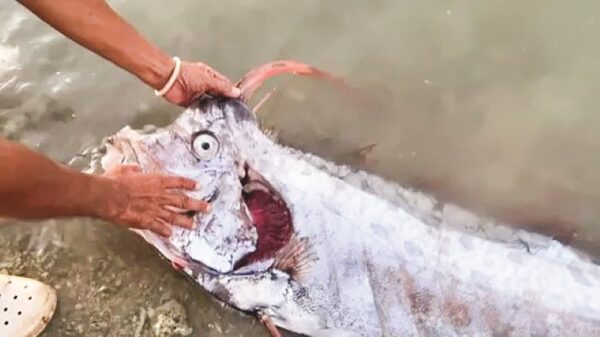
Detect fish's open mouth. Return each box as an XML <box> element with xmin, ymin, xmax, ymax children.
<box><xmin>233</xmin><ymin>163</ymin><xmax>293</xmax><ymax>271</ymax></box>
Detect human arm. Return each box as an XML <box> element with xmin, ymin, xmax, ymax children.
<box><xmin>17</xmin><ymin>0</ymin><xmax>240</xmax><ymax>106</ymax></box>
<box><xmin>0</xmin><ymin>138</ymin><xmax>208</xmax><ymax>237</ymax></box>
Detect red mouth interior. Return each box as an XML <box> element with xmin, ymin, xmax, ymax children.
<box><xmin>234</xmin><ymin>187</ymin><xmax>293</xmax><ymax>270</ymax></box>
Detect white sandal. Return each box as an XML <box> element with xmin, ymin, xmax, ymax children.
<box><xmin>0</xmin><ymin>275</ymin><xmax>57</xmax><ymax>337</ymax></box>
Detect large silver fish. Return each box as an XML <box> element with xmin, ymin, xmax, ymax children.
<box><xmin>100</xmin><ymin>61</ymin><xmax>600</xmax><ymax>337</ymax></box>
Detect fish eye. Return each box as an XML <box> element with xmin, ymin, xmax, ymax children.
<box><xmin>191</xmin><ymin>131</ymin><xmax>219</xmax><ymax>160</ymax></box>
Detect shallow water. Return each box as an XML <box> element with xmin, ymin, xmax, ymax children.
<box><xmin>1</xmin><ymin>0</ymin><xmax>600</xmax><ymax>336</ymax></box>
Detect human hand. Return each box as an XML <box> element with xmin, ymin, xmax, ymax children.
<box><xmin>163</xmin><ymin>61</ymin><xmax>241</xmax><ymax>106</ymax></box>
<box><xmin>100</xmin><ymin>165</ymin><xmax>208</xmax><ymax>237</ymax></box>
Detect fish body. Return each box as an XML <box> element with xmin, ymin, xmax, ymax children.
<box><xmin>100</xmin><ymin>66</ymin><xmax>600</xmax><ymax>337</ymax></box>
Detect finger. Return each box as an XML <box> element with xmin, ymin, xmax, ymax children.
<box><xmin>163</xmin><ymin>194</ymin><xmax>210</xmax><ymax>212</ymax></box>
<box><xmin>159</xmin><ymin>176</ymin><xmax>198</xmax><ymax>190</ymax></box>
<box><xmin>119</xmin><ymin>165</ymin><xmax>142</xmax><ymax>174</ymax></box>
<box><xmin>208</xmin><ymin>80</ymin><xmax>241</xmax><ymax>98</ymax></box>
<box><xmin>203</xmin><ymin>68</ymin><xmax>241</xmax><ymax>98</ymax></box>
<box><xmin>157</xmin><ymin>209</ymin><xmax>195</xmax><ymax>229</ymax></box>
<box><xmin>146</xmin><ymin>219</ymin><xmax>172</xmax><ymax>238</ymax></box>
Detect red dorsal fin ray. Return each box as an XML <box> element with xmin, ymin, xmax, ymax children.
<box><xmin>236</xmin><ymin>60</ymin><xmax>361</xmax><ymax>104</ymax></box>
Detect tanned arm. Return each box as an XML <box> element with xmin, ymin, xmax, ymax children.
<box><xmin>0</xmin><ymin>139</ymin><xmax>208</xmax><ymax>237</ymax></box>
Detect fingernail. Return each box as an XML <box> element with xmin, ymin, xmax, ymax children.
<box><xmin>231</xmin><ymin>87</ymin><xmax>241</xmax><ymax>97</ymax></box>
<box><xmin>205</xmin><ymin>203</ymin><xmax>212</xmax><ymax>212</ymax></box>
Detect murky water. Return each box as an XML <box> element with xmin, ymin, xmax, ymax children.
<box><xmin>1</xmin><ymin>0</ymin><xmax>600</xmax><ymax>336</ymax></box>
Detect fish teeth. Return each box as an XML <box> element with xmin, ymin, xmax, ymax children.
<box><xmin>237</xmin><ymin>161</ymin><xmax>246</xmax><ymax>178</ymax></box>
<box><xmin>243</xmin><ymin>181</ymin><xmax>270</xmax><ymax>194</ymax></box>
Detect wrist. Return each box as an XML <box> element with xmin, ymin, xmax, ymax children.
<box><xmin>142</xmin><ymin>49</ymin><xmax>176</xmax><ymax>91</ymax></box>
<box><xmin>75</xmin><ymin>173</ymin><xmax>125</xmax><ymax>222</ymax></box>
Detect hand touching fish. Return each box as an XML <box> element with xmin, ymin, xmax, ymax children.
<box><xmin>101</xmin><ymin>164</ymin><xmax>210</xmax><ymax>237</ymax></box>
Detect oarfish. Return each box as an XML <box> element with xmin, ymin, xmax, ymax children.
<box><xmin>100</xmin><ymin>61</ymin><xmax>600</xmax><ymax>337</ymax></box>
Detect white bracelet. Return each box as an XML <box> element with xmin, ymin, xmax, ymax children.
<box><xmin>154</xmin><ymin>56</ymin><xmax>182</xmax><ymax>97</ymax></box>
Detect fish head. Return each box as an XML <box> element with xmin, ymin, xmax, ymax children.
<box><xmin>101</xmin><ymin>96</ymin><xmax>294</xmax><ymax>276</ymax></box>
